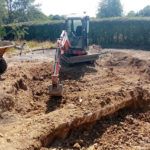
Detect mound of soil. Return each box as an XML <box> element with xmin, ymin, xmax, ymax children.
<box><xmin>0</xmin><ymin>49</ymin><xmax>149</xmax><ymax>150</ymax></box>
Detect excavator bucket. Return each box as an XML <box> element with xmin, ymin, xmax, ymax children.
<box><xmin>49</xmin><ymin>84</ymin><xmax>63</xmax><ymax>97</ymax></box>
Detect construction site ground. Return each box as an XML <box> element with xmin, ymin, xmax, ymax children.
<box><xmin>0</xmin><ymin>48</ymin><xmax>150</xmax><ymax>150</ymax></box>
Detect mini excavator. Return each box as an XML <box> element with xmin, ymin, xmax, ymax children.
<box><xmin>49</xmin><ymin>16</ymin><xmax>100</xmax><ymax>96</ymax></box>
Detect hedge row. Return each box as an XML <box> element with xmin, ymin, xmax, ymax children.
<box><xmin>89</xmin><ymin>18</ymin><xmax>150</xmax><ymax>48</ymax></box>
<box><xmin>25</xmin><ymin>22</ymin><xmax>65</xmax><ymax>41</ymax></box>
<box><xmin>4</xmin><ymin>18</ymin><xmax>150</xmax><ymax>48</ymax></box>
<box><xmin>4</xmin><ymin>21</ymin><xmax>65</xmax><ymax>41</ymax></box>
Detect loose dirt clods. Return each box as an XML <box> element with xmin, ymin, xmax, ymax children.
<box><xmin>0</xmin><ymin>49</ymin><xmax>150</xmax><ymax>150</ymax></box>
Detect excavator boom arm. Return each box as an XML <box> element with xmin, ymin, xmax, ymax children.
<box><xmin>51</xmin><ymin>31</ymin><xmax>70</xmax><ymax>85</ymax></box>
<box><xmin>49</xmin><ymin>31</ymin><xmax>71</xmax><ymax>96</ymax></box>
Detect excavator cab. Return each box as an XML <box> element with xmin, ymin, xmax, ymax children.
<box><xmin>65</xmin><ymin>16</ymin><xmax>89</xmax><ymax>50</ymax></box>
<box><xmin>61</xmin><ymin>16</ymin><xmax>99</xmax><ymax>64</ymax></box>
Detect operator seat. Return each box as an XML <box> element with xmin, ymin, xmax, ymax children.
<box><xmin>76</xmin><ymin>26</ymin><xmax>82</xmax><ymax>37</ymax></box>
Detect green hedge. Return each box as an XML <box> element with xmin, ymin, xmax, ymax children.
<box><xmin>89</xmin><ymin>18</ymin><xmax>150</xmax><ymax>48</ymax></box>
<box><xmin>4</xmin><ymin>21</ymin><xmax>65</xmax><ymax>41</ymax></box>
<box><xmin>25</xmin><ymin>22</ymin><xmax>65</xmax><ymax>41</ymax></box>
<box><xmin>4</xmin><ymin>18</ymin><xmax>150</xmax><ymax>48</ymax></box>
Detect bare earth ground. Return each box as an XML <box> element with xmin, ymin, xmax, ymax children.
<box><xmin>0</xmin><ymin>49</ymin><xmax>149</xmax><ymax>150</ymax></box>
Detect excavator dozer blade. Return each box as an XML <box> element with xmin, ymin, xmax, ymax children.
<box><xmin>61</xmin><ymin>52</ymin><xmax>100</xmax><ymax>65</ymax></box>
<box><xmin>49</xmin><ymin>84</ymin><xmax>63</xmax><ymax>97</ymax></box>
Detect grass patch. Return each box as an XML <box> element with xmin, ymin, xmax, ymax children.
<box><xmin>5</xmin><ymin>40</ymin><xmax>56</xmax><ymax>56</ymax></box>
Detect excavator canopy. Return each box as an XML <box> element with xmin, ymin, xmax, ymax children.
<box><xmin>65</xmin><ymin>16</ymin><xmax>89</xmax><ymax>50</ymax></box>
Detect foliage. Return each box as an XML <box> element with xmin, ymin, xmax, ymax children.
<box><xmin>126</xmin><ymin>6</ymin><xmax>150</xmax><ymax>17</ymax></box>
<box><xmin>48</xmin><ymin>15</ymin><xmax>65</xmax><ymax>20</ymax></box>
<box><xmin>0</xmin><ymin>0</ymin><xmax>49</xmax><ymax>24</ymax></box>
<box><xmin>138</xmin><ymin>5</ymin><xmax>150</xmax><ymax>17</ymax></box>
<box><xmin>0</xmin><ymin>0</ymin><xmax>7</xmax><ymax>24</ymax></box>
<box><xmin>7</xmin><ymin>24</ymin><xmax>28</xmax><ymax>40</ymax></box>
<box><xmin>4</xmin><ymin>18</ymin><xmax>150</xmax><ymax>49</ymax></box>
<box><xmin>97</xmin><ymin>0</ymin><xmax>123</xmax><ymax>18</ymax></box>
<box><xmin>89</xmin><ymin>18</ymin><xmax>150</xmax><ymax>49</ymax></box>
<box><xmin>127</xmin><ymin>11</ymin><xmax>137</xmax><ymax>17</ymax></box>
<box><xmin>4</xmin><ymin>21</ymin><xmax>65</xmax><ymax>41</ymax></box>
<box><xmin>27</xmin><ymin>7</ymin><xmax>49</xmax><ymax>22</ymax></box>
<box><xmin>0</xmin><ymin>26</ymin><xmax>6</xmax><ymax>40</ymax></box>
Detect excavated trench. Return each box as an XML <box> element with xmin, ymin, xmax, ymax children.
<box><xmin>0</xmin><ymin>50</ymin><xmax>150</xmax><ymax>149</ymax></box>
<box><xmin>41</xmin><ymin>87</ymin><xmax>150</xmax><ymax>148</ymax></box>
<box><xmin>48</xmin><ymin>108</ymin><xmax>150</xmax><ymax>150</ymax></box>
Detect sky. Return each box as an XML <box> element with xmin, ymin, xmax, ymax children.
<box><xmin>35</xmin><ymin>0</ymin><xmax>150</xmax><ymax>17</ymax></box>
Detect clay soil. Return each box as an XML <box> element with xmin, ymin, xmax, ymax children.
<box><xmin>0</xmin><ymin>49</ymin><xmax>150</xmax><ymax>150</ymax></box>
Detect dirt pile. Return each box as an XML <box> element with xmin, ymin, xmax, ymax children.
<box><xmin>0</xmin><ymin>61</ymin><xmax>52</xmax><ymax>115</ymax></box>
<box><xmin>0</xmin><ymin>49</ymin><xmax>149</xmax><ymax>150</ymax></box>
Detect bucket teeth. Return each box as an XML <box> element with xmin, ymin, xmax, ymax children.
<box><xmin>49</xmin><ymin>84</ymin><xmax>63</xmax><ymax>97</ymax></box>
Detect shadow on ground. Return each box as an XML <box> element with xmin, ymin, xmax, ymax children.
<box><xmin>46</xmin><ymin>97</ymin><xmax>63</xmax><ymax>113</ymax></box>
<box><xmin>60</xmin><ymin>62</ymin><xmax>97</xmax><ymax>81</ymax></box>
<box><xmin>46</xmin><ymin>63</ymin><xmax>97</xmax><ymax>113</ymax></box>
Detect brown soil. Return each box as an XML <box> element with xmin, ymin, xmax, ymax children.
<box><xmin>0</xmin><ymin>49</ymin><xmax>149</xmax><ymax>150</ymax></box>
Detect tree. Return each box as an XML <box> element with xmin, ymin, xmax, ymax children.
<box><xmin>138</xmin><ymin>5</ymin><xmax>150</xmax><ymax>17</ymax></box>
<box><xmin>48</xmin><ymin>15</ymin><xmax>65</xmax><ymax>20</ymax></box>
<box><xmin>8</xmin><ymin>24</ymin><xmax>28</xmax><ymax>40</ymax></box>
<box><xmin>4</xmin><ymin>0</ymin><xmax>48</xmax><ymax>23</ymax></box>
<box><xmin>11</xmin><ymin>0</ymin><xmax>39</xmax><ymax>22</ymax></box>
<box><xmin>0</xmin><ymin>0</ymin><xmax>7</xmax><ymax>24</ymax></box>
<box><xmin>5</xmin><ymin>0</ymin><xmax>15</xmax><ymax>23</ymax></box>
<box><xmin>127</xmin><ymin>11</ymin><xmax>136</xmax><ymax>17</ymax></box>
<box><xmin>27</xmin><ymin>7</ymin><xmax>49</xmax><ymax>22</ymax></box>
<box><xmin>97</xmin><ymin>0</ymin><xmax>123</xmax><ymax>18</ymax></box>
<box><xmin>1</xmin><ymin>0</ymin><xmax>49</xmax><ymax>24</ymax></box>
<box><xmin>0</xmin><ymin>26</ymin><xmax>6</xmax><ymax>40</ymax></box>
